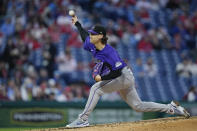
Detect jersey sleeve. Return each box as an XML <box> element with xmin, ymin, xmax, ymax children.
<box><xmin>75</xmin><ymin>21</ymin><xmax>89</xmax><ymax>42</ymax></box>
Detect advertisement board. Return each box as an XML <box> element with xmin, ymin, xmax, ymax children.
<box><xmin>0</xmin><ymin>108</ymin><xmax>68</xmax><ymax>127</ymax></box>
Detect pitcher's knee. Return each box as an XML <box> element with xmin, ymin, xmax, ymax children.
<box><xmin>132</xmin><ymin>102</ymin><xmax>143</xmax><ymax>112</ymax></box>
<box><xmin>90</xmin><ymin>84</ymin><xmax>103</xmax><ymax>96</ymax></box>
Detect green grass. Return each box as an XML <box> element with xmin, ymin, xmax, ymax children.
<box><xmin>0</xmin><ymin>128</ymin><xmax>42</xmax><ymax>131</ymax></box>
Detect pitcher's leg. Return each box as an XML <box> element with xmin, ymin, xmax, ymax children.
<box><xmin>79</xmin><ymin>82</ymin><xmax>104</xmax><ymax>120</ymax></box>
<box><xmin>79</xmin><ymin>79</ymin><xmax>123</xmax><ymax>120</ymax></box>
<box><xmin>119</xmin><ymin>87</ymin><xmax>170</xmax><ymax>113</ymax></box>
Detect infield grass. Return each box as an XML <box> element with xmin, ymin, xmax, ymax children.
<box><xmin>0</xmin><ymin>128</ymin><xmax>43</xmax><ymax>131</ymax></box>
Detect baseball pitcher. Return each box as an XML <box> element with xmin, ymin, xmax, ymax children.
<box><xmin>66</xmin><ymin>15</ymin><xmax>190</xmax><ymax>128</ymax></box>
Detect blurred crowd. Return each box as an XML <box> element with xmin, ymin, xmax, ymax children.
<box><xmin>0</xmin><ymin>0</ymin><xmax>197</xmax><ymax>102</ymax></box>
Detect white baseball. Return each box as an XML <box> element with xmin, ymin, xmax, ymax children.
<box><xmin>69</xmin><ymin>10</ymin><xmax>75</xmax><ymax>16</ymax></box>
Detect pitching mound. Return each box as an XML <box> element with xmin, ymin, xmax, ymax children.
<box><xmin>32</xmin><ymin>116</ymin><xmax>197</xmax><ymax>131</ymax></box>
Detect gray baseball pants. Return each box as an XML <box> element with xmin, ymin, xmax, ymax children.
<box><xmin>79</xmin><ymin>66</ymin><xmax>170</xmax><ymax>120</ymax></box>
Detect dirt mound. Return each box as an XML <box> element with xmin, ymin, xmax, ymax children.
<box><xmin>32</xmin><ymin>116</ymin><xmax>197</xmax><ymax>131</ymax></box>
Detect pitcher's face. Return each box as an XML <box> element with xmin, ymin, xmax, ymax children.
<box><xmin>89</xmin><ymin>33</ymin><xmax>103</xmax><ymax>44</ymax></box>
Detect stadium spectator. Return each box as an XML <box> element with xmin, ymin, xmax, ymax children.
<box><xmin>122</xmin><ymin>26</ymin><xmax>138</xmax><ymax>47</ymax></box>
<box><xmin>155</xmin><ymin>27</ymin><xmax>172</xmax><ymax>50</ymax></box>
<box><xmin>190</xmin><ymin>61</ymin><xmax>197</xmax><ymax>77</ymax></box>
<box><xmin>20</xmin><ymin>77</ymin><xmax>34</xmax><ymax>101</ymax></box>
<box><xmin>72</xmin><ymin>84</ymin><xmax>85</xmax><ymax>102</ymax></box>
<box><xmin>30</xmin><ymin>22</ymin><xmax>47</xmax><ymax>40</ymax></box>
<box><xmin>183</xmin><ymin>86</ymin><xmax>197</xmax><ymax>102</ymax></box>
<box><xmin>41</xmin><ymin>35</ymin><xmax>57</xmax><ymax>77</ymax></box>
<box><xmin>7</xmin><ymin>79</ymin><xmax>20</xmax><ymax>101</ymax></box>
<box><xmin>150</xmin><ymin>0</ymin><xmax>161</xmax><ymax>11</ymax></box>
<box><xmin>37</xmin><ymin>80</ymin><xmax>48</xmax><ymax>100</ymax></box>
<box><xmin>136</xmin><ymin>0</ymin><xmax>152</xmax><ymax>10</ymax></box>
<box><xmin>47</xmin><ymin>78</ymin><xmax>60</xmax><ymax>101</ymax></box>
<box><xmin>0</xmin><ymin>32</ymin><xmax>5</xmax><ymax>54</ymax></box>
<box><xmin>57</xmin><ymin>9</ymin><xmax>70</xmax><ymax>26</ymax></box>
<box><xmin>0</xmin><ymin>83</ymin><xmax>8</xmax><ymax>100</ymax></box>
<box><xmin>55</xmin><ymin>49</ymin><xmax>77</xmax><ymax>84</ymax></box>
<box><xmin>1</xmin><ymin>39</ymin><xmax>18</xmax><ymax>71</ymax></box>
<box><xmin>137</xmin><ymin>8</ymin><xmax>151</xmax><ymax>29</ymax></box>
<box><xmin>176</xmin><ymin>58</ymin><xmax>192</xmax><ymax>78</ymax></box>
<box><xmin>55</xmin><ymin>82</ymin><xmax>67</xmax><ymax>102</ymax></box>
<box><xmin>144</xmin><ymin>58</ymin><xmax>158</xmax><ymax>77</ymax></box>
<box><xmin>48</xmin><ymin>22</ymin><xmax>61</xmax><ymax>44</ymax></box>
<box><xmin>172</xmin><ymin>33</ymin><xmax>187</xmax><ymax>51</ymax></box>
<box><xmin>148</xmin><ymin>28</ymin><xmax>162</xmax><ymax>50</ymax></box>
<box><xmin>187</xmin><ymin>86</ymin><xmax>197</xmax><ymax>102</ymax></box>
<box><xmin>0</xmin><ymin>17</ymin><xmax>15</xmax><ymax>36</ymax></box>
<box><xmin>37</xmin><ymin>68</ymin><xmax>49</xmax><ymax>85</ymax></box>
<box><xmin>122</xmin><ymin>27</ymin><xmax>131</xmax><ymax>46</ymax></box>
<box><xmin>13</xmin><ymin>68</ymin><xmax>24</xmax><ymax>87</ymax></box>
<box><xmin>138</xmin><ymin>36</ymin><xmax>153</xmax><ymax>52</ymax></box>
<box><xmin>67</xmin><ymin>31</ymin><xmax>82</xmax><ymax>48</ymax></box>
<box><xmin>64</xmin><ymin>85</ymin><xmax>74</xmax><ymax>101</ymax></box>
<box><xmin>166</xmin><ymin>0</ymin><xmax>180</xmax><ymax>10</ymax></box>
<box><xmin>192</xmin><ymin>10</ymin><xmax>197</xmax><ymax>31</ymax></box>
<box><xmin>133</xmin><ymin>58</ymin><xmax>145</xmax><ymax>77</ymax></box>
<box><xmin>108</xmin><ymin>30</ymin><xmax>120</xmax><ymax>48</ymax></box>
<box><xmin>0</xmin><ymin>61</ymin><xmax>8</xmax><ymax>82</ymax></box>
